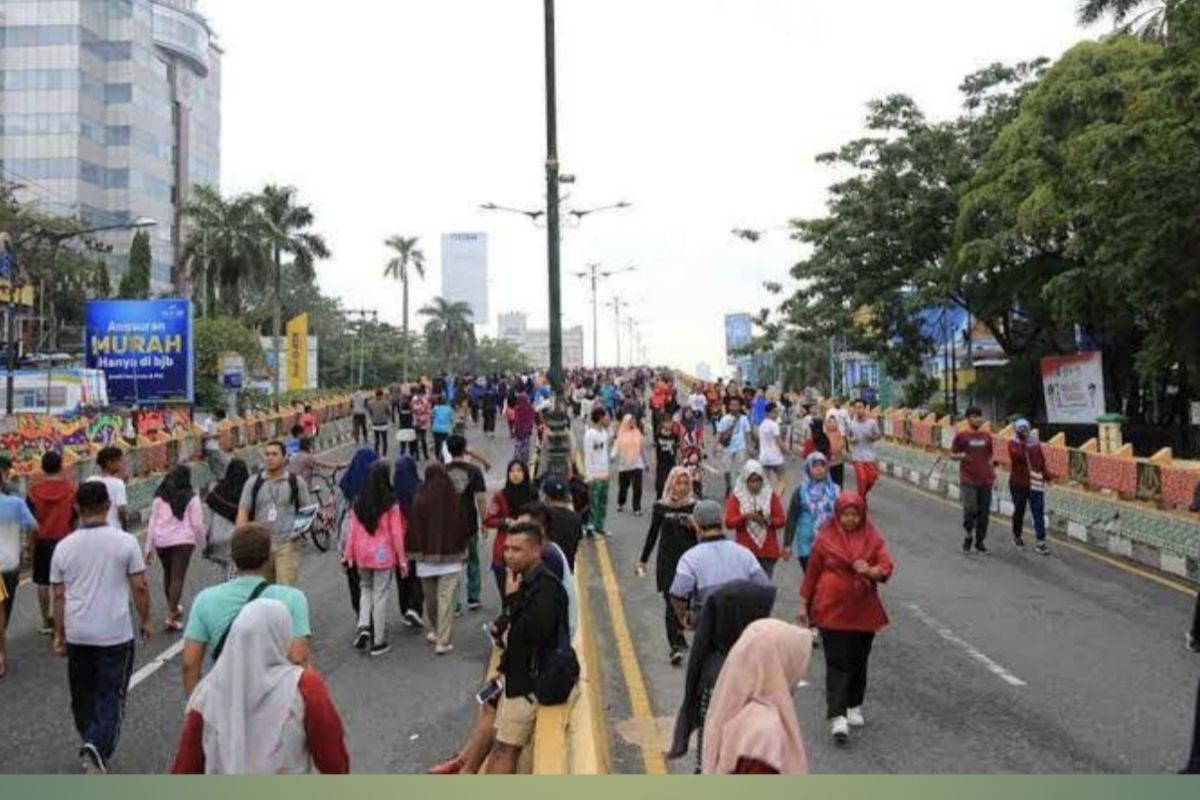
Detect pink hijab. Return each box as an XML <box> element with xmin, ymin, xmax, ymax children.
<box><xmin>701</xmin><ymin>619</ymin><xmax>813</xmax><ymax>775</ymax></box>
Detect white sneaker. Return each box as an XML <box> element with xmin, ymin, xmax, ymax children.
<box><xmin>831</xmin><ymin>716</ymin><xmax>850</xmax><ymax>744</ymax></box>
<box><xmin>847</xmin><ymin>707</ymin><xmax>865</xmax><ymax>727</ymax></box>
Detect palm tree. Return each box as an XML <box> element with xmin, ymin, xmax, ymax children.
<box><xmin>182</xmin><ymin>186</ymin><xmax>270</xmax><ymax>318</ymax></box>
<box><xmin>260</xmin><ymin>185</ymin><xmax>330</xmax><ymax>398</ymax></box>
<box><xmin>383</xmin><ymin>235</ymin><xmax>426</xmax><ymax>381</ymax></box>
<box><xmin>419</xmin><ymin>297</ymin><xmax>475</xmax><ymax>372</ymax></box>
<box><xmin>1078</xmin><ymin>0</ymin><xmax>1175</xmax><ymax>42</ymax></box>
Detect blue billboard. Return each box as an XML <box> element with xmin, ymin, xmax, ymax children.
<box><xmin>725</xmin><ymin>313</ymin><xmax>753</xmax><ymax>359</ymax></box>
<box><xmin>85</xmin><ymin>300</ymin><xmax>194</xmax><ymax>405</ymax></box>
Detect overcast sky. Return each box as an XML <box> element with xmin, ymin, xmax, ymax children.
<box><xmin>202</xmin><ymin>0</ymin><xmax>1094</xmax><ymax>376</ymax></box>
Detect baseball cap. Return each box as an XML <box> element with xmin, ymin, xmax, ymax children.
<box><xmin>693</xmin><ymin>499</ymin><xmax>724</xmax><ymax>531</ymax></box>
<box><xmin>541</xmin><ymin>477</ymin><xmax>569</xmax><ymax>500</ymax></box>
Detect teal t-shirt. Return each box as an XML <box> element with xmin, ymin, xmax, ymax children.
<box><xmin>184</xmin><ymin>576</ymin><xmax>312</xmax><ymax>646</ymax></box>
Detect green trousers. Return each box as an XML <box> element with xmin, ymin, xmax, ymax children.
<box><xmin>589</xmin><ymin>479</ymin><xmax>611</xmax><ymax>534</ymax></box>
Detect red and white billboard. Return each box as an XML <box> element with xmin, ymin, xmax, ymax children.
<box><xmin>1041</xmin><ymin>352</ymin><xmax>1106</xmax><ymax>424</ymax></box>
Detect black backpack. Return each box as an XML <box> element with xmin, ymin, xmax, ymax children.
<box><xmin>247</xmin><ymin>472</ymin><xmax>301</xmax><ymax>521</ymax></box>
<box><xmin>532</xmin><ymin>583</ymin><xmax>579</xmax><ymax>706</ymax></box>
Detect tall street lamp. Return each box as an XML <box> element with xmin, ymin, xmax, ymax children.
<box><xmin>4</xmin><ymin>217</ymin><xmax>156</xmax><ymax>416</ymax></box>
<box><xmin>572</xmin><ymin>263</ymin><xmax>636</xmax><ymax>369</ymax></box>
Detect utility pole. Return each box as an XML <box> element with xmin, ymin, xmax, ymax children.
<box><xmin>544</xmin><ymin>0</ymin><xmax>563</xmax><ymax>395</ymax></box>
<box><xmin>572</xmin><ymin>263</ymin><xmax>636</xmax><ymax>369</ymax></box>
<box><xmin>605</xmin><ymin>297</ymin><xmax>630</xmax><ymax>369</ymax></box>
<box><xmin>345</xmin><ymin>308</ymin><xmax>376</xmax><ymax>389</ymax></box>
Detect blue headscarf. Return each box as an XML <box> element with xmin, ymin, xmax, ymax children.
<box><xmin>339</xmin><ymin>447</ymin><xmax>379</xmax><ymax>504</ymax></box>
<box><xmin>801</xmin><ymin>452</ymin><xmax>838</xmax><ymax>526</ymax></box>
<box><xmin>1012</xmin><ymin>418</ymin><xmax>1032</xmax><ymax>443</ymax></box>
<box><xmin>393</xmin><ymin>455</ymin><xmax>421</xmax><ymax>516</ymax></box>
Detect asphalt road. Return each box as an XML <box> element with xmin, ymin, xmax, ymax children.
<box><xmin>2</xmin><ymin>420</ymin><xmax>1197</xmax><ymax>774</ymax></box>
<box><xmin>596</xmin><ymin>440</ymin><xmax>1200</xmax><ymax>774</ymax></box>
<box><xmin>0</xmin><ymin>427</ymin><xmax>513</xmax><ymax>775</ymax></box>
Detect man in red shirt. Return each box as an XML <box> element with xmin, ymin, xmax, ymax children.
<box><xmin>949</xmin><ymin>407</ymin><xmax>996</xmax><ymax>554</ymax></box>
<box><xmin>26</xmin><ymin>451</ymin><xmax>77</xmax><ymax>633</ymax></box>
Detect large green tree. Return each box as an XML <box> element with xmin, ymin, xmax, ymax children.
<box><xmin>260</xmin><ymin>185</ymin><xmax>330</xmax><ymax>399</ymax></box>
<box><xmin>382</xmin><ymin>235</ymin><xmax>426</xmax><ymax>381</ymax></box>
<box><xmin>181</xmin><ymin>185</ymin><xmax>270</xmax><ymax>318</ymax></box>
<box><xmin>477</xmin><ymin>336</ymin><xmax>532</xmax><ymax>375</ymax></box>
<box><xmin>1078</xmin><ymin>0</ymin><xmax>1187</xmax><ymax>42</ymax></box>
<box><xmin>117</xmin><ymin>230</ymin><xmax>152</xmax><ymax>300</ymax></box>
<box><xmin>420</xmin><ymin>297</ymin><xmax>475</xmax><ymax>372</ymax></box>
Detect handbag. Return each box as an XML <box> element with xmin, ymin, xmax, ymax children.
<box><xmin>397</xmin><ymin>428</ymin><xmax>417</xmax><ymax>443</ymax></box>
<box><xmin>532</xmin><ymin>585</ymin><xmax>579</xmax><ymax>706</ymax></box>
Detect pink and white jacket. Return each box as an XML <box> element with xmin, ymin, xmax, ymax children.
<box><xmin>342</xmin><ymin>505</ymin><xmax>407</xmax><ymax>571</ymax></box>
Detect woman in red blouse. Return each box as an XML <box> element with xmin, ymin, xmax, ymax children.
<box><xmin>172</xmin><ymin>599</ymin><xmax>349</xmax><ymax>774</ymax></box>
<box><xmin>724</xmin><ymin>460</ymin><xmax>787</xmax><ymax>577</ymax></box>
<box><xmin>798</xmin><ymin>492</ymin><xmax>894</xmax><ymax>745</ymax></box>
<box><xmin>701</xmin><ymin>618</ymin><xmax>813</xmax><ymax>774</ymax></box>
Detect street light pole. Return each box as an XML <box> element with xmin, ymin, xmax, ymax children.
<box><xmin>544</xmin><ymin>0</ymin><xmax>563</xmax><ymax>394</ymax></box>
<box><xmin>573</xmin><ymin>263</ymin><xmax>636</xmax><ymax>369</ymax></box>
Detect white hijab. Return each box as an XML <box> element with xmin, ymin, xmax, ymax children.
<box><xmin>187</xmin><ymin>598</ymin><xmax>303</xmax><ymax>774</ymax></box>
<box><xmin>734</xmin><ymin>459</ymin><xmax>771</xmax><ymax>549</ymax></box>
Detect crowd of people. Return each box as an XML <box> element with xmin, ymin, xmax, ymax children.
<box><xmin>0</xmin><ymin>365</ymin><xmax>1197</xmax><ymax>777</ymax></box>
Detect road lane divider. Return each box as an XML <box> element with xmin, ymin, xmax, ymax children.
<box><xmin>128</xmin><ymin>639</ymin><xmax>186</xmax><ymax>690</ymax></box>
<box><xmin>907</xmin><ymin>603</ymin><xmax>1027</xmax><ymax>688</ymax></box>
<box><xmin>593</xmin><ymin>537</ymin><xmax>667</xmax><ymax>775</ymax></box>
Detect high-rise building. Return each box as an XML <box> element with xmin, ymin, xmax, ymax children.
<box><xmin>497</xmin><ymin>311</ymin><xmax>583</xmax><ymax>370</ymax></box>
<box><xmin>0</xmin><ymin>0</ymin><xmax>221</xmax><ymax>291</ymax></box>
<box><xmin>497</xmin><ymin>310</ymin><xmax>526</xmax><ymax>344</ymax></box>
<box><xmin>441</xmin><ymin>233</ymin><xmax>489</xmax><ymax>327</ymax></box>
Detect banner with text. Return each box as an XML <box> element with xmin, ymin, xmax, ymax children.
<box><xmin>286</xmin><ymin>313</ymin><xmax>309</xmax><ymax>392</ymax></box>
<box><xmin>1041</xmin><ymin>351</ymin><xmax>1106</xmax><ymax>424</ymax></box>
<box><xmin>85</xmin><ymin>299</ymin><xmax>194</xmax><ymax>405</ymax></box>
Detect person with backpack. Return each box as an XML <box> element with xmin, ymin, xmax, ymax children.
<box><xmin>343</xmin><ymin>462</ymin><xmax>407</xmax><ymax>657</ymax></box>
<box><xmin>236</xmin><ymin>441</ymin><xmax>313</xmax><ymax>587</ymax></box>
<box><xmin>204</xmin><ymin>459</ymin><xmax>250</xmax><ymax>583</ymax></box>
<box><xmin>181</xmin><ymin>524</ymin><xmax>312</xmax><ymax>696</ymax></box>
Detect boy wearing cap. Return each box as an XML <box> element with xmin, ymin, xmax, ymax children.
<box><xmin>1008</xmin><ymin>419</ymin><xmax>1049</xmax><ymax>556</ymax></box>
<box><xmin>668</xmin><ymin>500</ymin><xmax>771</xmax><ymax>631</ymax></box>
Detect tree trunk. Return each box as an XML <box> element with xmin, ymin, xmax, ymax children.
<box><xmin>402</xmin><ymin>272</ymin><xmax>410</xmax><ymax>382</ymax></box>
<box><xmin>272</xmin><ymin>245</ymin><xmax>282</xmax><ymax>400</ymax></box>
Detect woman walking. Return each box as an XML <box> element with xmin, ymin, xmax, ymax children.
<box><xmin>637</xmin><ymin>467</ymin><xmax>697</xmax><ymax>665</ymax></box>
<box><xmin>204</xmin><ymin>458</ymin><xmax>250</xmax><ymax>583</ymax></box>
<box><xmin>430</xmin><ymin>395</ymin><xmax>454</xmax><ymax>463</ymax></box>
<box><xmin>172</xmin><ymin>599</ymin><xmax>349</xmax><ymax>774</ymax></box>
<box><xmin>701</xmin><ymin>619</ymin><xmax>813</xmax><ymax>774</ymax></box>
<box><xmin>798</xmin><ymin>492</ymin><xmax>894</xmax><ymax>744</ymax></box>
<box><xmin>411</xmin><ymin>387</ymin><xmax>432</xmax><ymax>461</ymax></box>
<box><xmin>725</xmin><ymin>460</ymin><xmax>786</xmax><ymax>578</ymax></box>
<box><xmin>483</xmin><ymin>460</ymin><xmax>537</xmax><ymax>601</ymax></box>
<box><xmin>612</xmin><ymin>414</ymin><xmax>648</xmax><ymax>515</ymax></box>
<box><xmin>652</xmin><ymin>414</ymin><xmax>682</xmax><ymax>500</ymax></box>
<box><xmin>785</xmin><ymin>453</ymin><xmax>839</xmax><ymax>573</ymax></box>
<box><xmin>511</xmin><ymin>393</ymin><xmax>536</xmax><ymax>467</ymax></box>
<box><xmin>338</xmin><ymin>448</ymin><xmax>380</xmax><ymax>617</ymax></box>
<box><xmin>146</xmin><ymin>465</ymin><xmax>205</xmax><ymax>632</ymax></box>
<box><xmin>408</xmin><ymin>463</ymin><xmax>470</xmax><ymax>655</ymax></box>
<box><xmin>393</xmin><ymin>455</ymin><xmax>425</xmax><ymax>628</ymax></box>
<box><xmin>344</xmin><ymin>462</ymin><xmax>407</xmax><ymax>656</ymax></box>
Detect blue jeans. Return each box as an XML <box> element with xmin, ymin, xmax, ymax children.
<box><xmin>67</xmin><ymin>640</ymin><xmax>135</xmax><ymax>762</ymax></box>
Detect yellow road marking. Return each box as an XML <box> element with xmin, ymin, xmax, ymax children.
<box><xmin>881</xmin><ymin>474</ymin><xmax>1196</xmax><ymax>597</ymax></box>
<box><xmin>593</xmin><ymin>537</ymin><xmax>667</xmax><ymax>774</ymax></box>
<box><xmin>572</xmin><ymin>548</ymin><xmax>612</xmax><ymax>774</ymax></box>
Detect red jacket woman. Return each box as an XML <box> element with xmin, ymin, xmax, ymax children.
<box><xmin>724</xmin><ymin>460</ymin><xmax>786</xmax><ymax>571</ymax></box>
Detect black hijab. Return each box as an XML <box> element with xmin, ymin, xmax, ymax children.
<box><xmin>502</xmin><ymin>460</ymin><xmax>537</xmax><ymax>515</ymax></box>
<box><xmin>206</xmin><ymin>458</ymin><xmax>249</xmax><ymax>523</ymax></box>
<box><xmin>354</xmin><ymin>461</ymin><xmax>396</xmax><ymax>535</ymax></box>
<box><xmin>668</xmin><ymin>580</ymin><xmax>777</xmax><ymax>761</ymax></box>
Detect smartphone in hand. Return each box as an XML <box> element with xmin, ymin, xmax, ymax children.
<box><xmin>476</xmin><ymin>679</ymin><xmax>503</xmax><ymax>706</ymax></box>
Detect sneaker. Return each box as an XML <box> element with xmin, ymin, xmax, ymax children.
<box><xmin>467</xmin><ymin>600</ymin><xmax>482</xmax><ymax>612</ymax></box>
<box><xmin>428</xmin><ymin>754</ymin><xmax>466</xmax><ymax>775</ymax></box>
<box><xmin>1188</xmin><ymin>631</ymin><xmax>1199</xmax><ymax>654</ymax></box>
<box><xmin>435</xmin><ymin>644</ymin><xmax>455</xmax><ymax>656</ymax></box>
<box><xmin>354</xmin><ymin>628</ymin><xmax>370</xmax><ymax>650</ymax></box>
<box><xmin>39</xmin><ymin>621</ymin><xmax>54</xmax><ymax>635</ymax></box>
<box><xmin>426</xmin><ymin>632</ymin><xmax>438</xmax><ymax>644</ymax></box>
<box><xmin>634</xmin><ymin>510</ymin><xmax>644</xmax><ymax>517</ymax></box>
<box><xmin>404</xmin><ymin>610</ymin><xmax>425</xmax><ymax>629</ymax></box>
<box><xmin>847</xmin><ymin>707</ymin><xmax>865</xmax><ymax>727</ymax></box>
<box><xmin>831</xmin><ymin>716</ymin><xmax>850</xmax><ymax>744</ymax></box>
<box><xmin>962</xmin><ymin>536</ymin><xmax>973</xmax><ymax>554</ymax></box>
<box><xmin>975</xmin><ymin>541</ymin><xmax>989</xmax><ymax>554</ymax></box>
<box><xmin>369</xmin><ymin>642</ymin><xmax>392</xmax><ymax>657</ymax></box>
<box><xmin>811</xmin><ymin>630</ymin><xmax>822</xmax><ymax>649</ymax></box>
<box><xmin>1013</xmin><ymin>536</ymin><xmax>1025</xmax><ymax>548</ymax></box>
<box><xmin>79</xmin><ymin>743</ymin><xmax>106</xmax><ymax>774</ymax></box>
<box><xmin>1035</xmin><ymin>542</ymin><xmax>1051</xmax><ymax>557</ymax></box>
<box><xmin>669</xmin><ymin>648</ymin><xmax>684</xmax><ymax>667</ymax></box>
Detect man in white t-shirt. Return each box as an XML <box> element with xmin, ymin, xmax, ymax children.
<box><xmin>757</xmin><ymin>402</ymin><xmax>786</xmax><ymax>494</ymax></box>
<box><xmin>583</xmin><ymin>407</ymin><xmax>613</xmax><ymax>537</ymax></box>
<box><xmin>86</xmin><ymin>447</ymin><xmax>130</xmax><ymax>532</ymax></box>
<box><xmin>50</xmin><ymin>481</ymin><xmax>151</xmax><ymax>774</ymax></box>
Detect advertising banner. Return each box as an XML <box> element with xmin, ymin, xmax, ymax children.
<box><xmin>724</xmin><ymin>313</ymin><xmax>753</xmax><ymax>359</ymax></box>
<box><xmin>286</xmin><ymin>314</ymin><xmax>309</xmax><ymax>392</ymax></box>
<box><xmin>85</xmin><ymin>299</ymin><xmax>194</xmax><ymax>405</ymax></box>
<box><xmin>1041</xmin><ymin>352</ymin><xmax>1105</xmax><ymax>424</ymax></box>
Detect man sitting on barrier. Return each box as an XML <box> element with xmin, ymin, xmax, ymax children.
<box><xmin>428</xmin><ymin>519</ymin><xmax>572</xmax><ymax>775</ymax></box>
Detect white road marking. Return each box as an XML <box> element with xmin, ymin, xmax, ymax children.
<box><xmin>906</xmin><ymin>603</ymin><xmax>1027</xmax><ymax>688</ymax></box>
<box><xmin>128</xmin><ymin>640</ymin><xmax>186</xmax><ymax>690</ymax></box>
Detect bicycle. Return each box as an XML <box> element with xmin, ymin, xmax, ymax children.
<box><xmin>306</xmin><ymin>468</ymin><xmax>345</xmax><ymax>553</ymax></box>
